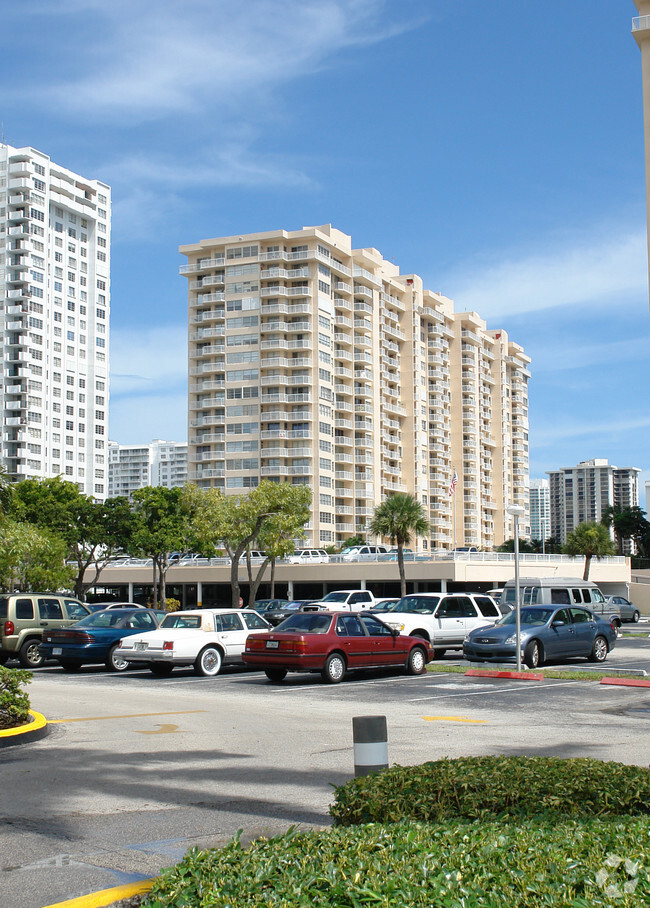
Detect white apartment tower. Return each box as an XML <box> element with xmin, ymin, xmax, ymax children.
<box><xmin>529</xmin><ymin>478</ymin><xmax>550</xmax><ymax>543</ymax></box>
<box><xmin>108</xmin><ymin>439</ymin><xmax>188</xmax><ymax>499</ymax></box>
<box><xmin>0</xmin><ymin>143</ymin><xmax>110</xmax><ymax>498</ymax></box>
<box><xmin>180</xmin><ymin>225</ymin><xmax>530</xmax><ymax>551</ymax></box>
<box><xmin>548</xmin><ymin>458</ymin><xmax>641</xmax><ymax>546</ymax></box>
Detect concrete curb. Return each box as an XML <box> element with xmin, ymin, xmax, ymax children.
<box><xmin>0</xmin><ymin>709</ymin><xmax>50</xmax><ymax>748</ymax></box>
<box><xmin>600</xmin><ymin>677</ymin><xmax>650</xmax><ymax>688</ymax></box>
<box><xmin>465</xmin><ymin>669</ymin><xmax>544</xmax><ymax>681</ymax></box>
<box><xmin>41</xmin><ymin>878</ymin><xmax>154</xmax><ymax>908</ymax></box>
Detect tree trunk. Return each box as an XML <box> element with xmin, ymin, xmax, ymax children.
<box><xmin>152</xmin><ymin>559</ymin><xmax>159</xmax><ymax>608</ymax></box>
<box><xmin>270</xmin><ymin>559</ymin><xmax>276</xmax><ymax>598</ymax></box>
<box><xmin>398</xmin><ymin>544</ymin><xmax>406</xmax><ymax>598</ymax></box>
<box><xmin>583</xmin><ymin>554</ymin><xmax>592</xmax><ymax>581</ymax></box>
<box><xmin>249</xmin><ymin>557</ymin><xmax>270</xmax><ymax>606</ymax></box>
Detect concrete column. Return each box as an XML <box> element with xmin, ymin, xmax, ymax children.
<box><xmin>197</xmin><ymin>581</ymin><xmax>202</xmax><ymax>609</ymax></box>
<box><xmin>128</xmin><ymin>582</ymin><xmax>134</xmax><ymax>602</ymax></box>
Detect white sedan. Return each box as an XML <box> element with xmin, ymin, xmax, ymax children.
<box><xmin>117</xmin><ymin>608</ymin><xmax>271</xmax><ymax>677</ymax></box>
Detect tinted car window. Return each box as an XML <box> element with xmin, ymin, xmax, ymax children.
<box><xmin>437</xmin><ymin>598</ymin><xmax>462</xmax><ymax>618</ymax></box>
<box><xmin>38</xmin><ymin>599</ymin><xmax>63</xmax><ymax>620</ymax></box>
<box><xmin>243</xmin><ymin>613</ymin><xmax>270</xmax><ymax>630</ymax></box>
<box><xmin>128</xmin><ymin>612</ymin><xmax>157</xmax><ymax>630</ymax></box>
<box><xmin>395</xmin><ymin>596</ymin><xmax>439</xmax><ymax>614</ymax></box>
<box><xmin>553</xmin><ymin>609</ymin><xmax>570</xmax><ymax>624</ymax></box>
<box><xmin>0</xmin><ymin>598</ymin><xmax>7</xmax><ymax>619</ymax></box>
<box><xmin>77</xmin><ymin>611</ymin><xmax>129</xmax><ymax>628</ymax></box>
<box><xmin>349</xmin><ymin>592</ymin><xmax>372</xmax><ymax>604</ymax></box>
<box><xmin>459</xmin><ymin>598</ymin><xmax>477</xmax><ymax>618</ymax></box>
<box><xmin>275</xmin><ymin>614</ymin><xmax>332</xmax><ymax>633</ymax></box>
<box><xmin>502</xmin><ymin>608</ymin><xmax>554</xmax><ymax>626</ymax></box>
<box><xmin>582</xmin><ymin>590</ymin><xmax>592</xmax><ymax>603</ymax></box>
<box><xmin>359</xmin><ymin>615</ymin><xmax>393</xmax><ymax>636</ymax></box>
<box><xmin>16</xmin><ymin>598</ymin><xmax>34</xmax><ymax>620</ymax></box>
<box><xmin>65</xmin><ymin>600</ymin><xmax>89</xmax><ymax>620</ymax></box>
<box><xmin>550</xmin><ymin>589</ymin><xmax>571</xmax><ymax>605</ymax></box>
<box><xmin>221</xmin><ymin>613</ymin><xmax>243</xmax><ymax>632</ymax></box>
<box><xmin>161</xmin><ymin>614</ymin><xmax>201</xmax><ymax>629</ymax></box>
<box><xmin>474</xmin><ymin>596</ymin><xmax>499</xmax><ymax>617</ymax></box>
<box><xmin>571</xmin><ymin>589</ymin><xmax>582</xmax><ymax>603</ymax></box>
<box><xmin>570</xmin><ymin>608</ymin><xmax>591</xmax><ymax>624</ymax></box>
<box><xmin>336</xmin><ymin>616</ymin><xmax>365</xmax><ymax>636</ymax></box>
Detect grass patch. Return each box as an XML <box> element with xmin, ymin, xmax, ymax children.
<box><xmin>426</xmin><ymin>664</ymin><xmax>646</xmax><ymax>681</ymax></box>
<box><xmin>142</xmin><ymin>817</ymin><xmax>650</xmax><ymax>907</ymax></box>
<box><xmin>329</xmin><ymin>756</ymin><xmax>650</xmax><ymax>826</ymax></box>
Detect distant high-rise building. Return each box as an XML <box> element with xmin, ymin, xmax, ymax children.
<box><xmin>0</xmin><ymin>143</ymin><xmax>110</xmax><ymax>498</ymax></box>
<box><xmin>108</xmin><ymin>439</ymin><xmax>187</xmax><ymax>499</ymax></box>
<box><xmin>548</xmin><ymin>458</ymin><xmax>641</xmax><ymax>549</ymax></box>
<box><xmin>180</xmin><ymin>225</ymin><xmax>530</xmax><ymax>551</ymax></box>
<box><xmin>529</xmin><ymin>478</ymin><xmax>550</xmax><ymax>543</ymax></box>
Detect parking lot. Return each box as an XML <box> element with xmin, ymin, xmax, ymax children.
<box><xmin>2</xmin><ymin>631</ymin><xmax>650</xmax><ymax>908</ymax></box>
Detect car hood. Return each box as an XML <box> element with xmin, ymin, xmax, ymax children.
<box><xmin>466</xmin><ymin>623</ymin><xmax>534</xmax><ymax>642</ymax></box>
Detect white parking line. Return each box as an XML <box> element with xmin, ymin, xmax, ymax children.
<box><xmin>407</xmin><ymin>680</ymin><xmax>579</xmax><ymax>702</ymax></box>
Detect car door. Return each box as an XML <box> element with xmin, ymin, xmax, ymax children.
<box><xmin>217</xmin><ymin>611</ymin><xmax>248</xmax><ymax>661</ymax></box>
<box><xmin>37</xmin><ymin>597</ymin><xmax>64</xmax><ymax>629</ymax></box>
<box><xmin>545</xmin><ymin>608</ymin><xmax>575</xmax><ymax>658</ymax></box>
<box><xmin>358</xmin><ymin>614</ymin><xmax>405</xmax><ymax>666</ymax></box>
<box><xmin>568</xmin><ymin>607</ymin><xmax>597</xmax><ymax>656</ymax></box>
<box><xmin>334</xmin><ymin>614</ymin><xmax>373</xmax><ymax>668</ymax></box>
<box><xmin>347</xmin><ymin>591</ymin><xmax>374</xmax><ymax>612</ymax></box>
<box><xmin>433</xmin><ymin>597</ymin><xmax>467</xmax><ymax>645</ymax></box>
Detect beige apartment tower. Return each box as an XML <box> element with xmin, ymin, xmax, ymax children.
<box><xmin>180</xmin><ymin>225</ymin><xmax>530</xmax><ymax>551</ymax></box>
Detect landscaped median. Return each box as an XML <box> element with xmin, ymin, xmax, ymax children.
<box><xmin>132</xmin><ymin>757</ymin><xmax>650</xmax><ymax>907</ymax></box>
<box><xmin>0</xmin><ymin>707</ymin><xmax>49</xmax><ymax>747</ymax></box>
<box><xmin>0</xmin><ymin>664</ymin><xmax>50</xmax><ymax>747</ymax></box>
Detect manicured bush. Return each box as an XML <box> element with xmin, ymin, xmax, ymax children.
<box><xmin>0</xmin><ymin>665</ymin><xmax>32</xmax><ymax>729</ymax></box>
<box><xmin>330</xmin><ymin>756</ymin><xmax>650</xmax><ymax>826</ymax></box>
<box><xmin>142</xmin><ymin>817</ymin><xmax>650</xmax><ymax>907</ymax></box>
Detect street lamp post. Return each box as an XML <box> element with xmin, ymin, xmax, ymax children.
<box><xmin>506</xmin><ymin>504</ymin><xmax>525</xmax><ymax>672</ymax></box>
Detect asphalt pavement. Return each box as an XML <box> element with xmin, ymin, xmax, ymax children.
<box><xmin>1</xmin><ymin>630</ymin><xmax>649</xmax><ymax>908</ymax></box>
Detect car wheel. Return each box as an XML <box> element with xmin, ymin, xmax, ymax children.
<box><xmin>59</xmin><ymin>660</ymin><xmax>82</xmax><ymax>672</ymax></box>
<box><xmin>148</xmin><ymin>662</ymin><xmax>174</xmax><ymax>676</ymax></box>
<box><xmin>321</xmin><ymin>652</ymin><xmax>346</xmax><ymax>684</ymax></box>
<box><xmin>194</xmin><ymin>646</ymin><xmax>222</xmax><ymax>677</ymax></box>
<box><xmin>265</xmin><ymin>668</ymin><xmax>287</xmax><ymax>682</ymax></box>
<box><xmin>633</xmin><ymin>611</ymin><xmax>640</xmax><ymax>624</ymax></box>
<box><xmin>106</xmin><ymin>645</ymin><xmax>130</xmax><ymax>673</ymax></box>
<box><xmin>406</xmin><ymin>646</ymin><xmax>427</xmax><ymax>675</ymax></box>
<box><xmin>524</xmin><ymin>640</ymin><xmax>543</xmax><ymax>669</ymax></box>
<box><xmin>588</xmin><ymin>635</ymin><xmax>608</xmax><ymax>663</ymax></box>
<box><xmin>19</xmin><ymin>639</ymin><xmax>44</xmax><ymax>669</ymax></box>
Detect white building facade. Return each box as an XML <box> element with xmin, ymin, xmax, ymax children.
<box><xmin>529</xmin><ymin>478</ymin><xmax>550</xmax><ymax>543</ymax></box>
<box><xmin>548</xmin><ymin>458</ymin><xmax>641</xmax><ymax>547</ymax></box>
<box><xmin>108</xmin><ymin>439</ymin><xmax>188</xmax><ymax>499</ymax></box>
<box><xmin>180</xmin><ymin>225</ymin><xmax>530</xmax><ymax>551</ymax></box>
<box><xmin>0</xmin><ymin>143</ymin><xmax>110</xmax><ymax>498</ymax></box>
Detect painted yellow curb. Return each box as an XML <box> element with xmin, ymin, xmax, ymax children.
<box><xmin>41</xmin><ymin>877</ymin><xmax>154</xmax><ymax>908</ymax></box>
<box><xmin>0</xmin><ymin>709</ymin><xmax>47</xmax><ymax>739</ymax></box>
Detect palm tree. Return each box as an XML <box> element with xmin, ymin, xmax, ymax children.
<box><xmin>368</xmin><ymin>493</ymin><xmax>430</xmax><ymax>597</ymax></box>
<box><xmin>563</xmin><ymin>522</ymin><xmax>616</xmax><ymax>580</ymax></box>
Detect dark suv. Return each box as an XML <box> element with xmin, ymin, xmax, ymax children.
<box><xmin>0</xmin><ymin>594</ymin><xmax>90</xmax><ymax>668</ymax></box>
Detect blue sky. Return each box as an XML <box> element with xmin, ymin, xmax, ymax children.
<box><xmin>3</xmin><ymin>0</ymin><xmax>649</xmax><ymax>507</ymax></box>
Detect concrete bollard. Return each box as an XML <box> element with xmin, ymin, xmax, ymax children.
<box><xmin>352</xmin><ymin>715</ymin><xmax>388</xmax><ymax>777</ymax></box>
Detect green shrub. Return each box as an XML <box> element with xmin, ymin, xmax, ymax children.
<box><xmin>0</xmin><ymin>665</ymin><xmax>32</xmax><ymax>729</ymax></box>
<box><xmin>330</xmin><ymin>756</ymin><xmax>650</xmax><ymax>826</ymax></box>
<box><xmin>143</xmin><ymin>817</ymin><xmax>650</xmax><ymax>907</ymax></box>
<box><xmin>164</xmin><ymin>598</ymin><xmax>181</xmax><ymax>612</ymax></box>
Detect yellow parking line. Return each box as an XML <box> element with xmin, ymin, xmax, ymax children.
<box><xmin>48</xmin><ymin>710</ymin><xmax>207</xmax><ymax>724</ymax></box>
<box><xmin>422</xmin><ymin>716</ymin><xmax>487</xmax><ymax>723</ymax></box>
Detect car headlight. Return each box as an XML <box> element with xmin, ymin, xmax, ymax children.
<box><xmin>388</xmin><ymin>622</ymin><xmax>404</xmax><ymax>631</ymax></box>
<box><xmin>504</xmin><ymin>634</ymin><xmax>517</xmax><ymax>644</ymax></box>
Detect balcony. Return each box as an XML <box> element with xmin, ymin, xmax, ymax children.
<box><xmin>632</xmin><ymin>15</ymin><xmax>650</xmax><ymax>31</ymax></box>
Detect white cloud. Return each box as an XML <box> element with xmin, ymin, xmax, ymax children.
<box><xmin>110</xmin><ymin>324</ymin><xmax>187</xmax><ymax>396</ymax></box>
<box><xmin>529</xmin><ymin>337</ymin><xmax>650</xmax><ymax>373</ymax></box>
<box><xmin>441</xmin><ymin>226</ymin><xmax>648</xmax><ymax>320</ymax></box>
<box><xmin>25</xmin><ymin>1</ymin><xmax>416</xmax><ymax>120</ymax></box>
<box><xmin>532</xmin><ymin>415</ymin><xmax>650</xmax><ymax>448</ymax></box>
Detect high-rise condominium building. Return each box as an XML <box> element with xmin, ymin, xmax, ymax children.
<box><xmin>529</xmin><ymin>478</ymin><xmax>550</xmax><ymax>543</ymax></box>
<box><xmin>180</xmin><ymin>225</ymin><xmax>530</xmax><ymax>551</ymax></box>
<box><xmin>108</xmin><ymin>439</ymin><xmax>188</xmax><ymax>499</ymax></box>
<box><xmin>0</xmin><ymin>143</ymin><xmax>110</xmax><ymax>498</ymax></box>
<box><xmin>548</xmin><ymin>458</ymin><xmax>641</xmax><ymax>548</ymax></box>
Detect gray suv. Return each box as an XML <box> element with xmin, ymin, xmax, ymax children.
<box><xmin>0</xmin><ymin>594</ymin><xmax>90</xmax><ymax>668</ymax></box>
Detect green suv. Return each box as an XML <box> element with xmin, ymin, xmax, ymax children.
<box><xmin>0</xmin><ymin>594</ymin><xmax>91</xmax><ymax>668</ymax></box>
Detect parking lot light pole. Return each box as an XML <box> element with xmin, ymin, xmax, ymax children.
<box><xmin>506</xmin><ymin>504</ymin><xmax>525</xmax><ymax>672</ymax></box>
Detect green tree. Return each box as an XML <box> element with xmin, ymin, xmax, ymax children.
<box><xmin>0</xmin><ymin>464</ymin><xmax>14</xmax><ymax>516</ymax></box>
<box><xmin>368</xmin><ymin>493</ymin><xmax>430</xmax><ymax>597</ymax></box>
<box><xmin>0</xmin><ymin>518</ymin><xmax>75</xmax><ymax>592</ymax></box>
<box><xmin>563</xmin><ymin>522</ymin><xmax>616</xmax><ymax>580</ymax></box>
<box><xmin>129</xmin><ymin>486</ymin><xmax>191</xmax><ymax>608</ymax></box>
<box><xmin>341</xmin><ymin>534</ymin><xmax>366</xmax><ymax>550</ymax></box>
<box><xmin>10</xmin><ymin>477</ymin><xmax>134</xmax><ymax>600</ymax></box>
<box><xmin>186</xmin><ymin>481</ymin><xmax>312</xmax><ymax>608</ymax></box>
<box><xmin>602</xmin><ymin>505</ymin><xmax>650</xmax><ymax>556</ymax></box>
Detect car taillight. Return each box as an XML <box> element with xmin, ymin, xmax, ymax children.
<box><xmin>163</xmin><ymin>641</ymin><xmax>173</xmax><ymax>651</ymax></box>
<box><xmin>4</xmin><ymin>621</ymin><xmax>14</xmax><ymax>637</ymax></box>
<box><xmin>287</xmin><ymin>640</ymin><xmax>309</xmax><ymax>653</ymax></box>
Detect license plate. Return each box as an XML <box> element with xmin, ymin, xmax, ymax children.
<box><xmin>135</xmin><ymin>642</ymin><xmax>148</xmax><ymax>651</ymax></box>
<box><xmin>53</xmin><ymin>647</ymin><xmax>62</xmax><ymax>655</ymax></box>
<box><xmin>266</xmin><ymin>640</ymin><xmax>279</xmax><ymax>649</ymax></box>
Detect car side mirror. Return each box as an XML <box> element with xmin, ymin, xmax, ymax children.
<box><xmin>552</xmin><ymin>620</ymin><xmax>565</xmax><ymax>627</ymax></box>
<box><xmin>391</xmin><ymin>628</ymin><xmax>400</xmax><ymax>637</ymax></box>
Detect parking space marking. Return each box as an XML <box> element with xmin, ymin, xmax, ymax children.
<box><xmin>422</xmin><ymin>716</ymin><xmax>487</xmax><ymax>723</ymax></box>
<box><xmin>135</xmin><ymin>723</ymin><xmax>181</xmax><ymax>735</ymax></box>
<box><xmin>407</xmin><ymin>680</ymin><xmax>578</xmax><ymax>702</ymax></box>
<box><xmin>48</xmin><ymin>710</ymin><xmax>207</xmax><ymax>724</ymax></box>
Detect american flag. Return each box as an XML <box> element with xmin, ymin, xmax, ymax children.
<box><xmin>448</xmin><ymin>469</ymin><xmax>458</xmax><ymax>496</ymax></box>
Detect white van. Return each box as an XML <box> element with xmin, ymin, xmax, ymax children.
<box><xmin>500</xmin><ymin>577</ymin><xmax>622</xmax><ymax>629</ymax></box>
<box><xmin>340</xmin><ymin>545</ymin><xmax>391</xmax><ymax>562</ymax></box>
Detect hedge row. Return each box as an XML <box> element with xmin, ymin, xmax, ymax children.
<box><xmin>329</xmin><ymin>756</ymin><xmax>650</xmax><ymax>825</ymax></box>
<box><xmin>143</xmin><ymin>817</ymin><xmax>650</xmax><ymax>908</ymax></box>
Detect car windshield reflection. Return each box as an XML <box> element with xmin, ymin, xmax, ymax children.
<box><xmin>499</xmin><ymin>607</ymin><xmax>555</xmax><ymax>627</ymax></box>
<box><xmin>275</xmin><ymin>614</ymin><xmax>332</xmax><ymax>633</ymax></box>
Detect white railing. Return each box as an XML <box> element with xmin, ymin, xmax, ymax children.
<box><xmin>632</xmin><ymin>15</ymin><xmax>650</xmax><ymax>31</ymax></box>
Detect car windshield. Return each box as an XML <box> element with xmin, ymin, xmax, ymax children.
<box><xmin>279</xmin><ymin>601</ymin><xmax>305</xmax><ymax>611</ymax></box>
<box><xmin>321</xmin><ymin>592</ymin><xmax>350</xmax><ymax>603</ymax></box>
<box><xmin>499</xmin><ymin>608</ymin><xmax>555</xmax><ymax>627</ymax></box>
<box><xmin>74</xmin><ymin>611</ymin><xmax>134</xmax><ymax>628</ymax></box>
<box><xmin>387</xmin><ymin>596</ymin><xmax>440</xmax><ymax>614</ymax></box>
<box><xmin>160</xmin><ymin>614</ymin><xmax>202</xmax><ymax>629</ymax></box>
<box><xmin>274</xmin><ymin>614</ymin><xmax>332</xmax><ymax>633</ymax></box>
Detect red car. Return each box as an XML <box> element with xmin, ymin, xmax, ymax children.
<box><xmin>243</xmin><ymin>610</ymin><xmax>432</xmax><ymax>683</ymax></box>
